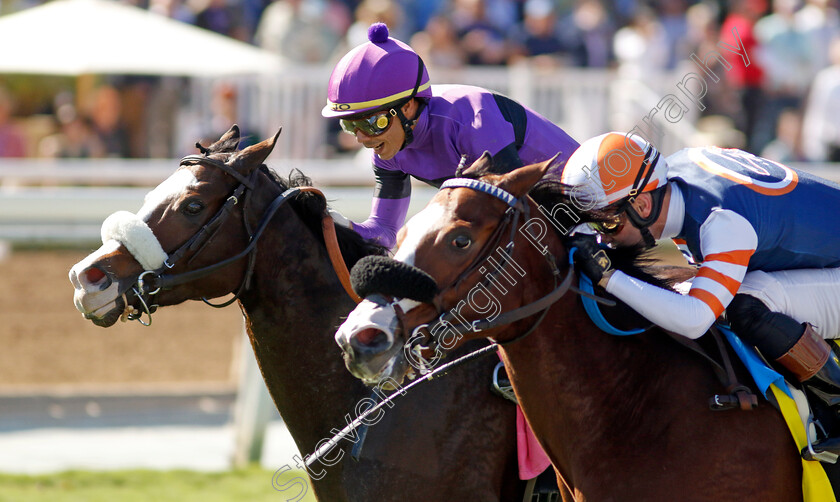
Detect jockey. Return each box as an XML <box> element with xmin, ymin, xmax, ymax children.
<box><xmin>563</xmin><ymin>131</ymin><xmax>840</xmax><ymax>452</ymax></box>
<box><xmin>321</xmin><ymin>22</ymin><xmax>579</xmax><ymax>249</ymax></box>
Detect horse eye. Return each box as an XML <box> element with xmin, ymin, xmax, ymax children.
<box><xmin>451</xmin><ymin>235</ymin><xmax>471</xmax><ymax>249</ymax></box>
<box><xmin>183</xmin><ymin>200</ymin><xmax>204</xmax><ymax>215</ymax></box>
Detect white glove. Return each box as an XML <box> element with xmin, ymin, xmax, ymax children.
<box><xmin>328</xmin><ymin>207</ymin><xmax>353</xmax><ymax>229</ymax></box>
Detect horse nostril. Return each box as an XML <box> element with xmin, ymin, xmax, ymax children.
<box><xmin>81</xmin><ymin>266</ymin><xmax>111</xmax><ymax>290</ymax></box>
<box><xmin>353</xmin><ymin>328</ymin><xmax>390</xmax><ymax>349</ymax></box>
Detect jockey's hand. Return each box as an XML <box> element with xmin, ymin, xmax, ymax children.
<box><xmin>569</xmin><ymin>234</ymin><xmax>614</xmax><ymax>288</ymax></box>
<box><xmin>328</xmin><ymin>208</ymin><xmax>353</xmax><ymax>229</ymax></box>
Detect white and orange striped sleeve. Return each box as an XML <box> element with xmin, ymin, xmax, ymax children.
<box><xmin>603</xmin><ymin>209</ymin><xmax>757</xmax><ymax>339</ymax></box>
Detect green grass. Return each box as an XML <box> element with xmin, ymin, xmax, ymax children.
<box><xmin>0</xmin><ymin>465</ymin><xmax>317</xmax><ymax>502</ymax></box>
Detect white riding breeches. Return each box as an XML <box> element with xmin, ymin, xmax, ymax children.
<box><xmin>737</xmin><ymin>268</ymin><xmax>840</xmax><ymax>340</ymax></box>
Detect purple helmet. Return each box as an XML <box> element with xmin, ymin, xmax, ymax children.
<box><xmin>322</xmin><ymin>23</ymin><xmax>431</xmax><ymax>118</ymax></box>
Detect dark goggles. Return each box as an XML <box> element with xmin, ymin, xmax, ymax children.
<box><xmin>340</xmin><ymin>109</ymin><xmax>396</xmax><ymax>136</ymax></box>
<box><xmin>588</xmin><ymin>213</ymin><xmax>625</xmax><ymax>235</ymax></box>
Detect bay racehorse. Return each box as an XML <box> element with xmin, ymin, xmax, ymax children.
<box><xmin>334</xmin><ymin>152</ymin><xmax>821</xmax><ymax>501</ymax></box>
<box><xmin>68</xmin><ymin>126</ymin><xmax>531</xmax><ymax>501</ymax></box>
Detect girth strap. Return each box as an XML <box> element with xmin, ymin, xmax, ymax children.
<box><xmin>664</xmin><ymin>326</ymin><xmax>758</xmax><ymax>411</ymax></box>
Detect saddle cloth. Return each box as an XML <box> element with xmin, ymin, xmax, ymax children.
<box><xmin>496</xmin><ymin>351</ymin><xmax>551</xmax><ymax>479</ymax></box>
<box><xmin>516</xmin><ymin>405</ymin><xmax>551</xmax><ymax>480</ymax></box>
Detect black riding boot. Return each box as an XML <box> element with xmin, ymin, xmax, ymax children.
<box><xmin>776</xmin><ymin>324</ymin><xmax>840</xmax><ymax>407</ymax></box>
<box><xmin>775</xmin><ymin>324</ymin><xmax>840</xmax><ymax>459</ymax></box>
<box><xmin>728</xmin><ymin>294</ymin><xmax>840</xmax><ymax>406</ymax></box>
<box><xmin>804</xmin><ymin>358</ymin><xmax>840</xmax><ymax>409</ymax></box>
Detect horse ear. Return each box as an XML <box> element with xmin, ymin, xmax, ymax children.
<box><xmin>207</xmin><ymin>124</ymin><xmax>241</xmax><ymax>153</ymax></box>
<box><xmin>459</xmin><ymin>151</ymin><xmax>494</xmax><ymax>177</ymax></box>
<box><xmin>228</xmin><ymin>128</ymin><xmax>282</xmax><ymax>174</ymax></box>
<box><xmin>500</xmin><ymin>152</ymin><xmax>564</xmax><ymax>197</ymax></box>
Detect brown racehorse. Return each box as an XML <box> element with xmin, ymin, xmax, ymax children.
<box><xmin>68</xmin><ymin>126</ymin><xmax>532</xmax><ymax>501</ymax></box>
<box><xmin>334</xmin><ymin>152</ymin><xmax>823</xmax><ymax>501</ymax></box>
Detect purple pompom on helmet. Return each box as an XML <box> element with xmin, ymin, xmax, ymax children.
<box><xmin>367</xmin><ymin>22</ymin><xmax>389</xmax><ymax>44</ymax></box>
<box><xmin>322</xmin><ymin>23</ymin><xmax>431</xmax><ymax>118</ymax></box>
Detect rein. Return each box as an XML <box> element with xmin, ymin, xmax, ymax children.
<box><xmin>314</xmin><ymin>178</ymin><xmax>604</xmax><ymax>467</ymax></box>
<box><xmin>417</xmin><ymin>260</ymin><xmax>575</xmax><ymax>348</ymax></box>
<box><xmin>128</xmin><ymin>158</ymin><xmax>360</xmax><ymax>324</ymax></box>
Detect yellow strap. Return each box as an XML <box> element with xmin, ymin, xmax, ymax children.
<box><xmin>769</xmin><ymin>384</ymin><xmax>836</xmax><ymax>502</ymax></box>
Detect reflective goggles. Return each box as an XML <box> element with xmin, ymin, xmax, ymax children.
<box><xmin>340</xmin><ymin>109</ymin><xmax>396</xmax><ymax>136</ymax></box>
<box><xmin>588</xmin><ymin>213</ymin><xmax>625</xmax><ymax>235</ymax></box>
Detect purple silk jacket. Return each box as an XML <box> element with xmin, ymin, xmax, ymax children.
<box><xmin>354</xmin><ymin>84</ymin><xmax>580</xmax><ymax>248</ymax></box>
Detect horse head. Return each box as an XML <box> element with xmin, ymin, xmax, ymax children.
<box><xmin>69</xmin><ymin>125</ymin><xmax>282</xmax><ymax>327</ymax></box>
<box><xmin>335</xmin><ymin>152</ymin><xmax>568</xmax><ymax>385</ymax></box>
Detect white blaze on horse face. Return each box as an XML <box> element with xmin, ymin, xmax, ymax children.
<box><xmin>137</xmin><ymin>169</ymin><xmax>199</xmax><ymax>220</ymax></box>
<box><xmin>336</xmin><ymin>201</ymin><xmax>448</xmax><ymax>352</ymax></box>
<box><xmin>394</xmin><ymin>202</ymin><xmax>446</xmax><ymax>266</ymax></box>
<box><xmin>393</xmin><ymin>202</ymin><xmax>446</xmax><ymax>313</ymax></box>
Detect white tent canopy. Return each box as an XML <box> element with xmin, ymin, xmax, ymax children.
<box><xmin>0</xmin><ymin>0</ymin><xmax>284</xmax><ymax>76</ymax></box>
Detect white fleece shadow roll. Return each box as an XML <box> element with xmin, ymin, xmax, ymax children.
<box><xmin>101</xmin><ymin>211</ymin><xmax>169</xmax><ymax>271</ymax></box>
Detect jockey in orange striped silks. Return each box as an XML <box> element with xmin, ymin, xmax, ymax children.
<box><xmin>562</xmin><ymin>131</ymin><xmax>840</xmax><ymax>453</ymax></box>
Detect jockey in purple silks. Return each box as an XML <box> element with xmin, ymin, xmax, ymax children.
<box><xmin>322</xmin><ymin>22</ymin><xmax>579</xmax><ymax>489</ymax></box>
<box><xmin>322</xmin><ymin>22</ymin><xmax>579</xmax><ymax>249</ymax></box>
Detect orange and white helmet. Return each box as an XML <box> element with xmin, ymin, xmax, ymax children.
<box><xmin>560</xmin><ymin>132</ymin><xmax>667</xmax><ymax>209</ymax></box>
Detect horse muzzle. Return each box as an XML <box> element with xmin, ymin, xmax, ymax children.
<box><xmin>335</xmin><ymin>296</ymin><xmax>414</xmax><ymax>385</ymax></box>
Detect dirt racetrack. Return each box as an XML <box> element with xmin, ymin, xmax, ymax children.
<box><xmin>0</xmin><ymin>248</ymin><xmax>244</xmax><ymax>391</ymax></box>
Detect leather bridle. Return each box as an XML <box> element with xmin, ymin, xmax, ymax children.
<box><xmin>398</xmin><ymin>179</ymin><xmax>576</xmax><ymax>369</ymax></box>
<box><xmin>126</xmin><ymin>155</ymin><xmax>360</xmax><ymax>325</ymax></box>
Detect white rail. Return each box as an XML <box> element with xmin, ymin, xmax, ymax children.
<box><xmin>2</xmin><ymin>161</ymin><xmax>838</xmax><ymax>244</ymax></box>
<box><xmin>181</xmin><ymin>66</ymin><xmax>620</xmax><ymax>160</ymax></box>
<box><xmin>0</xmin><ymin>161</ymin><xmax>440</xmax><ymax>244</ymax></box>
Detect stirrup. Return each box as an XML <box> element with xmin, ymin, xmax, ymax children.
<box><xmin>801</xmin><ymin>415</ymin><xmax>840</xmax><ymax>464</ymax></box>
<box><xmin>492</xmin><ymin>362</ymin><xmax>518</xmax><ymax>404</ymax></box>
<box><xmin>522</xmin><ymin>468</ymin><xmax>561</xmax><ymax>502</ymax></box>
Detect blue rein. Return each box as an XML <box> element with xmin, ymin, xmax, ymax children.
<box><xmin>568</xmin><ymin>247</ymin><xmax>645</xmax><ymax>336</ymax></box>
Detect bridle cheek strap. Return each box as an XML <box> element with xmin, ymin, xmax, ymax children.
<box><xmin>101</xmin><ymin>210</ymin><xmax>168</xmax><ymax>271</ymax></box>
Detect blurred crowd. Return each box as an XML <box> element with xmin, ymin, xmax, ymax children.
<box><xmin>1</xmin><ymin>0</ymin><xmax>840</xmax><ymax>163</ymax></box>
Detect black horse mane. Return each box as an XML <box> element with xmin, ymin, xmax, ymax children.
<box><xmin>259</xmin><ymin>166</ymin><xmax>388</xmax><ymax>266</ymax></box>
<box><xmin>200</xmin><ymin>131</ymin><xmax>386</xmax><ymax>268</ymax></box>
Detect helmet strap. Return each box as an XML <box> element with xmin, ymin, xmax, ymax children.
<box><xmin>621</xmin><ymin>185</ymin><xmax>667</xmax><ymax>249</ymax></box>
<box><xmin>395</xmin><ymin>55</ymin><xmax>427</xmax><ymax>150</ymax></box>
<box><xmin>619</xmin><ymin>144</ymin><xmax>664</xmax><ymax>248</ymax></box>
<box><xmin>395</xmin><ymin>98</ymin><xmax>426</xmax><ymax>150</ymax></box>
